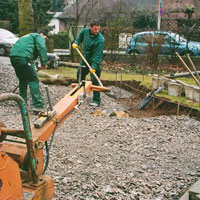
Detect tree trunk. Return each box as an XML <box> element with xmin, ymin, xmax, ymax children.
<box><xmin>18</xmin><ymin>0</ymin><xmax>34</xmax><ymax>36</ymax></box>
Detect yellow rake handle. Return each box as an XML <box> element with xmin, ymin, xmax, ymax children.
<box><xmin>76</xmin><ymin>48</ymin><xmax>103</xmax><ymax>87</ymax></box>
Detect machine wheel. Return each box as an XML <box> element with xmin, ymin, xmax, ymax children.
<box><xmin>48</xmin><ymin>59</ymin><xmax>59</xmax><ymax>69</ymax></box>
<box><xmin>0</xmin><ymin>122</ymin><xmax>7</xmax><ymax>142</ymax></box>
<box><xmin>54</xmin><ymin>60</ymin><xmax>59</xmax><ymax>68</ymax></box>
<box><xmin>0</xmin><ymin>46</ymin><xmax>7</xmax><ymax>56</ymax></box>
<box><xmin>52</xmin><ymin>60</ymin><xmax>59</xmax><ymax>68</ymax></box>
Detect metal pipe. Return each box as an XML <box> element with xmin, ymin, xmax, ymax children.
<box><xmin>82</xmin><ymin>80</ymin><xmax>86</xmax><ymax>98</ymax></box>
<box><xmin>1</xmin><ymin>127</ymin><xmax>25</xmax><ymax>138</ymax></box>
<box><xmin>45</xmin><ymin>85</ymin><xmax>53</xmax><ymax>111</ymax></box>
<box><xmin>78</xmin><ymin>66</ymin><xmax>82</xmax><ymax>89</ymax></box>
<box><xmin>187</xmin><ymin>54</ymin><xmax>200</xmax><ymax>82</ymax></box>
<box><xmin>5</xmin><ymin>139</ymin><xmax>26</xmax><ymax>144</ymax></box>
<box><xmin>0</xmin><ymin>93</ymin><xmax>39</xmax><ymax>184</ymax></box>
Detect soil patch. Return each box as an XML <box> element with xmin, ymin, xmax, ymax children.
<box><xmin>119</xmin><ymin>97</ymin><xmax>198</xmax><ymax>119</ymax></box>
<box><xmin>42</xmin><ymin>77</ymin><xmax>200</xmax><ymax>120</ymax></box>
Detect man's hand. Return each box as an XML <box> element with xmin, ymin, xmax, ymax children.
<box><xmin>41</xmin><ymin>65</ymin><xmax>48</xmax><ymax>69</ymax></box>
<box><xmin>89</xmin><ymin>68</ymin><xmax>96</xmax><ymax>74</ymax></box>
<box><xmin>72</xmin><ymin>43</ymin><xmax>78</xmax><ymax>49</ymax></box>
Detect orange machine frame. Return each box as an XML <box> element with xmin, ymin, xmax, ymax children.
<box><xmin>0</xmin><ymin>81</ymin><xmax>108</xmax><ymax>200</ymax></box>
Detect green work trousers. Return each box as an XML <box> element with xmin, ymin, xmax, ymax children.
<box><xmin>77</xmin><ymin>66</ymin><xmax>101</xmax><ymax>105</ymax></box>
<box><xmin>10</xmin><ymin>56</ymin><xmax>44</xmax><ymax>109</ymax></box>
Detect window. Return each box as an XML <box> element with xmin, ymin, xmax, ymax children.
<box><xmin>136</xmin><ymin>34</ymin><xmax>152</xmax><ymax>43</ymax></box>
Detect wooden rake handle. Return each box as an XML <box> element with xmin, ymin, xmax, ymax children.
<box><xmin>75</xmin><ymin>48</ymin><xmax>103</xmax><ymax>87</ymax></box>
<box><xmin>187</xmin><ymin>54</ymin><xmax>200</xmax><ymax>82</ymax></box>
<box><xmin>176</xmin><ymin>52</ymin><xmax>200</xmax><ymax>87</ymax></box>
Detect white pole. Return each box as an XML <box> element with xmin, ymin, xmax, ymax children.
<box><xmin>157</xmin><ymin>0</ymin><xmax>161</xmax><ymax>30</ymax></box>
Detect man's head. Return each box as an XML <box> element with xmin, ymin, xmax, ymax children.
<box><xmin>89</xmin><ymin>20</ymin><xmax>100</xmax><ymax>36</ymax></box>
<box><xmin>37</xmin><ymin>30</ymin><xmax>48</xmax><ymax>40</ymax></box>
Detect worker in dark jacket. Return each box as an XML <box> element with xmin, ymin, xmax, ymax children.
<box><xmin>72</xmin><ymin>20</ymin><xmax>104</xmax><ymax>106</ymax></box>
<box><xmin>10</xmin><ymin>30</ymin><xmax>48</xmax><ymax>113</ymax></box>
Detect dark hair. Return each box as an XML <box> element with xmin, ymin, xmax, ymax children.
<box><xmin>37</xmin><ymin>30</ymin><xmax>48</xmax><ymax>37</ymax></box>
<box><xmin>90</xmin><ymin>20</ymin><xmax>100</xmax><ymax>27</ymax></box>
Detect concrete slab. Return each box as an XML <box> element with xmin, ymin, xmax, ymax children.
<box><xmin>193</xmin><ymin>86</ymin><xmax>200</xmax><ymax>103</ymax></box>
<box><xmin>184</xmin><ymin>85</ymin><xmax>200</xmax><ymax>102</ymax></box>
<box><xmin>168</xmin><ymin>82</ymin><xmax>184</xmax><ymax>97</ymax></box>
<box><xmin>152</xmin><ymin>75</ymin><xmax>170</xmax><ymax>89</ymax></box>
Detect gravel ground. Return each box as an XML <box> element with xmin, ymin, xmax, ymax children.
<box><xmin>1</xmin><ymin>62</ymin><xmax>200</xmax><ymax>200</ymax></box>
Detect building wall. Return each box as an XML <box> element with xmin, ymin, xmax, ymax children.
<box><xmin>160</xmin><ymin>0</ymin><xmax>199</xmax><ymax>31</ymax></box>
<box><xmin>163</xmin><ymin>0</ymin><xmax>194</xmax><ymax>9</ymax></box>
<box><xmin>48</xmin><ymin>12</ymin><xmax>62</xmax><ymax>34</ymax></box>
<box><xmin>163</xmin><ymin>0</ymin><xmax>197</xmax><ymax>19</ymax></box>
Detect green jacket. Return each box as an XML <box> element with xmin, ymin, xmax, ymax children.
<box><xmin>10</xmin><ymin>33</ymin><xmax>48</xmax><ymax>66</ymax></box>
<box><xmin>75</xmin><ymin>27</ymin><xmax>104</xmax><ymax>70</ymax></box>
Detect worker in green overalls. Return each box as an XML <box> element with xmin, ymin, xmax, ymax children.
<box><xmin>10</xmin><ymin>30</ymin><xmax>48</xmax><ymax>114</ymax></box>
<box><xmin>72</xmin><ymin>20</ymin><xmax>104</xmax><ymax>107</ymax></box>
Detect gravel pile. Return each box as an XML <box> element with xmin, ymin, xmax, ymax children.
<box><xmin>1</xmin><ymin>62</ymin><xmax>200</xmax><ymax>200</ymax></box>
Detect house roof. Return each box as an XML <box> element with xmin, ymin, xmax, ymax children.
<box><xmin>56</xmin><ymin>0</ymin><xmax>159</xmax><ymax>24</ymax></box>
<box><xmin>57</xmin><ymin>0</ymin><xmax>132</xmax><ymax>21</ymax></box>
<box><xmin>57</xmin><ymin>5</ymin><xmax>75</xmax><ymax>19</ymax></box>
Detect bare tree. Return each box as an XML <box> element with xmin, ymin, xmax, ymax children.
<box><xmin>63</xmin><ymin>0</ymin><xmax>99</xmax><ymax>61</ymax></box>
<box><xmin>18</xmin><ymin>0</ymin><xmax>34</xmax><ymax>36</ymax></box>
<box><xmin>63</xmin><ymin>0</ymin><xmax>136</xmax><ymax>61</ymax></box>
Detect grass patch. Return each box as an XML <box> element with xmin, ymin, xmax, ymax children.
<box><xmin>174</xmin><ymin>77</ymin><xmax>196</xmax><ymax>85</ymax></box>
<box><xmin>43</xmin><ymin>66</ymin><xmax>200</xmax><ymax>109</ymax></box>
<box><xmin>156</xmin><ymin>90</ymin><xmax>200</xmax><ymax>109</ymax></box>
<box><xmin>44</xmin><ymin>66</ymin><xmax>152</xmax><ymax>87</ymax></box>
<box><xmin>45</xmin><ymin>67</ymin><xmax>77</xmax><ymax>79</ymax></box>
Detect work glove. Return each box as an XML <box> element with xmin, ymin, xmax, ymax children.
<box><xmin>72</xmin><ymin>43</ymin><xmax>78</xmax><ymax>49</ymax></box>
<box><xmin>89</xmin><ymin>68</ymin><xmax>96</xmax><ymax>74</ymax></box>
<box><xmin>41</xmin><ymin>65</ymin><xmax>48</xmax><ymax>69</ymax></box>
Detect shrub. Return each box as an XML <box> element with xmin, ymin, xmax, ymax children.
<box><xmin>50</xmin><ymin>32</ymin><xmax>69</xmax><ymax>49</ymax></box>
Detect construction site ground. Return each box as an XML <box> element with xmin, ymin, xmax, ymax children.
<box><xmin>1</xmin><ymin>60</ymin><xmax>200</xmax><ymax>200</ymax></box>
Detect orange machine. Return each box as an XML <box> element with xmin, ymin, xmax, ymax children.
<box><xmin>0</xmin><ymin>81</ymin><xmax>109</xmax><ymax>200</ymax></box>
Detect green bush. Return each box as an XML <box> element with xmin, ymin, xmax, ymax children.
<box><xmin>132</xmin><ymin>6</ymin><xmax>156</xmax><ymax>29</ymax></box>
<box><xmin>50</xmin><ymin>32</ymin><xmax>69</xmax><ymax>49</ymax></box>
